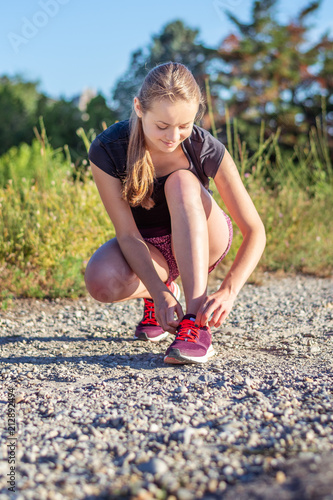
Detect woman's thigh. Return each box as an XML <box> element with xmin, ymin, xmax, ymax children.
<box><xmin>203</xmin><ymin>189</ymin><xmax>232</xmax><ymax>267</ymax></box>
<box><xmin>168</xmin><ymin>180</ymin><xmax>231</xmax><ymax>269</ymax></box>
<box><xmin>84</xmin><ymin>237</ymin><xmax>170</xmax><ymax>302</ymax></box>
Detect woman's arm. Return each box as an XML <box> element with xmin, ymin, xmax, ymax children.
<box><xmin>90</xmin><ymin>162</ymin><xmax>182</xmax><ymax>331</ymax></box>
<box><xmin>196</xmin><ymin>149</ymin><xmax>266</xmax><ymax>327</ymax></box>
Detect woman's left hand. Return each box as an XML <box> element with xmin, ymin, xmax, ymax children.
<box><xmin>195</xmin><ymin>289</ymin><xmax>237</xmax><ymax>328</ymax></box>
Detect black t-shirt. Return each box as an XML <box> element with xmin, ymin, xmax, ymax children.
<box><xmin>88</xmin><ymin>120</ymin><xmax>225</xmax><ymax>233</ymax></box>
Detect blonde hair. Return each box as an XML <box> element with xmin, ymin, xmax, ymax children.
<box><xmin>123</xmin><ymin>62</ymin><xmax>205</xmax><ymax>209</ymax></box>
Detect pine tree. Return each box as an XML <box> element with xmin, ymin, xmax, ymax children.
<box><xmin>214</xmin><ymin>0</ymin><xmax>333</xmax><ymax>149</ymax></box>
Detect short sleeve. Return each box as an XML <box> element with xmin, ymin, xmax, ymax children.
<box><xmin>88</xmin><ymin>137</ymin><xmax>119</xmax><ymax>178</ymax></box>
<box><xmin>201</xmin><ymin>134</ymin><xmax>225</xmax><ymax>179</ymax></box>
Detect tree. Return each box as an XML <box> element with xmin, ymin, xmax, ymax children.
<box><xmin>85</xmin><ymin>94</ymin><xmax>118</xmax><ymax>133</ymax></box>
<box><xmin>112</xmin><ymin>20</ymin><xmax>215</xmax><ymax>120</ymax></box>
<box><xmin>214</xmin><ymin>0</ymin><xmax>333</xmax><ymax>149</ymax></box>
<box><xmin>42</xmin><ymin>98</ymin><xmax>86</xmax><ymax>160</ymax></box>
<box><xmin>0</xmin><ymin>76</ymin><xmax>43</xmax><ymax>155</ymax></box>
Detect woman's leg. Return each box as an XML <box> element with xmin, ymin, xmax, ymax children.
<box><xmin>84</xmin><ymin>238</ymin><xmax>170</xmax><ymax>303</ymax></box>
<box><xmin>164</xmin><ymin>170</ymin><xmax>230</xmax><ymax>316</ymax></box>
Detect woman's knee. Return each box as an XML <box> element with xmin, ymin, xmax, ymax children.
<box><xmin>164</xmin><ymin>169</ymin><xmax>212</xmax><ymax>216</ymax></box>
<box><xmin>84</xmin><ymin>254</ymin><xmax>136</xmax><ymax>303</ymax></box>
<box><xmin>164</xmin><ymin>170</ymin><xmax>203</xmax><ymax>209</ymax></box>
<box><xmin>164</xmin><ymin>169</ymin><xmax>200</xmax><ymax>196</ymax></box>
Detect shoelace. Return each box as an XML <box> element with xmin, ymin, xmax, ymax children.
<box><xmin>176</xmin><ymin>319</ymin><xmax>200</xmax><ymax>343</ymax></box>
<box><xmin>140</xmin><ymin>283</ymin><xmax>175</xmax><ymax>326</ymax></box>
<box><xmin>141</xmin><ymin>299</ymin><xmax>159</xmax><ymax>325</ymax></box>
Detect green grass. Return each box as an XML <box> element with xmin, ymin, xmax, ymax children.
<box><xmin>0</xmin><ymin>115</ymin><xmax>332</xmax><ymax>308</ymax></box>
<box><xmin>215</xmin><ymin>180</ymin><xmax>333</xmax><ymax>278</ymax></box>
<box><xmin>212</xmin><ymin>99</ymin><xmax>333</xmax><ymax>278</ymax></box>
<box><xmin>0</xmin><ymin>124</ymin><xmax>113</xmax><ymax>308</ymax></box>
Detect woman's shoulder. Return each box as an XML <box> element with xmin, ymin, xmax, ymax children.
<box><xmin>187</xmin><ymin>124</ymin><xmax>225</xmax><ymax>158</ymax></box>
<box><xmin>88</xmin><ymin>120</ymin><xmax>130</xmax><ymax>177</ymax></box>
<box><xmin>185</xmin><ymin>124</ymin><xmax>225</xmax><ymax>179</ymax></box>
<box><xmin>190</xmin><ymin>124</ymin><xmax>221</xmax><ymax>146</ymax></box>
<box><xmin>94</xmin><ymin>120</ymin><xmax>130</xmax><ymax>146</ymax></box>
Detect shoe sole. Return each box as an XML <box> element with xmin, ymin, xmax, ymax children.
<box><xmin>164</xmin><ymin>344</ymin><xmax>215</xmax><ymax>364</ymax></box>
<box><xmin>134</xmin><ymin>331</ymin><xmax>170</xmax><ymax>342</ymax></box>
<box><xmin>133</xmin><ymin>282</ymin><xmax>181</xmax><ymax>342</ymax></box>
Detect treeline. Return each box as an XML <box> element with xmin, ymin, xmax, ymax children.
<box><xmin>0</xmin><ymin>77</ymin><xmax>117</xmax><ymax>161</ymax></box>
<box><xmin>1</xmin><ymin>0</ymin><xmax>332</xmax><ymax>162</ymax></box>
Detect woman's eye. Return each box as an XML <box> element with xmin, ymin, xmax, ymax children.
<box><xmin>156</xmin><ymin>125</ymin><xmax>190</xmax><ymax>131</ymax></box>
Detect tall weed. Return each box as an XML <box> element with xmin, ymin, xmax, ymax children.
<box><xmin>214</xmin><ymin>102</ymin><xmax>333</xmax><ymax>277</ymax></box>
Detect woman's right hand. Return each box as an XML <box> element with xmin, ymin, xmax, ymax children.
<box><xmin>153</xmin><ymin>288</ymin><xmax>183</xmax><ymax>334</ymax></box>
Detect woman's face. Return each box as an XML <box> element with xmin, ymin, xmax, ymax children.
<box><xmin>134</xmin><ymin>97</ymin><xmax>198</xmax><ymax>154</ymax></box>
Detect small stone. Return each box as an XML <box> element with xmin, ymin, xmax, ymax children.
<box><xmin>138</xmin><ymin>458</ymin><xmax>168</xmax><ymax>476</ymax></box>
<box><xmin>24</xmin><ymin>452</ymin><xmax>37</xmax><ymax>463</ymax></box>
<box><xmin>183</xmin><ymin>427</ymin><xmax>195</xmax><ymax>445</ymax></box>
<box><xmin>208</xmin><ymin>478</ymin><xmax>218</xmax><ymax>492</ymax></box>
<box><xmin>211</xmin><ymin>367</ymin><xmax>224</xmax><ymax>373</ymax></box>
<box><xmin>35</xmin><ymin>473</ymin><xmax>46</xmax><ymax>482</ymax></box>
<box><xmin>177</xmin><ymin>488</ymin><xmax>194</xmax><ymax>500</ymax></box>
<box><xmin>245</xmin><ymin>377</ymin><xmax>253</xmax><ymax>388</ymax></box>
<box><xmin>276</xmin><ymin>471</ymin><xmax>286</xmax><ymax>484</ymax></box>
<box><xmin>223</xmin><ymin>465</ymin><xmax>234</xmax><ymax>476</ymax></box>
<box><xmin>45</xmin><ymin>429</ymin><xmax>58</xmax><ymax>439</ymax></box>
<box><xmin>218</xmin><ymin>481</ymin><xmax>227</xmax><ymax>492</ymax></box>
<box><xmin>309</xmin><ymin>344</ymin><xmax>320</xmax><ymax>354</ymax></box>
<box><xmin>175</xmin><ymin>385</ymin><xmax>188</xmax><ymax>394</ymax></box>
<box><xmin>306</xmin><ymin>430</ymin><xmax>315</xmax><ymax>441</ymax></box>
<box><xmin>124</xmin><ymin>451</ymin><xmax>136</xmax><ymax>463</ymax></box>
<box><xmin>15</xmin><ymin>394</ymin><xmax>25</xmax><ymax>403</ymax></box>
<box><xmin>149</xmin><ymin>423</ymin><xmax>159</xmax><ymax>433</ymax></box>
<box><xmin>247</xmin><ymin>432</ymin><xmax>260</xmax><ymax>447</ymax></box>
<box><xmin>133</xmin><ymin>488</ymin><xmax>153</xmax><ymax>500</ymax></box>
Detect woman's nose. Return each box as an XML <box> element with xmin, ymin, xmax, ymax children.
<box><xmin>166</xmin><ymin>128</ymin><xmax>180</xmax><ymax>142</ymax></box>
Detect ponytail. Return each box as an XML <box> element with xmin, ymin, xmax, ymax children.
<box><xmin>122</xmin><ymin>112</ymin><xmax>155</xmax><ymax>209</ymax></box>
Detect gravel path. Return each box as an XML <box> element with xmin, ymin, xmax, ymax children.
<box><xmin>1</xmin><ymin>274</ymin><xmax>333</xmax><ymax>500</ymax></box>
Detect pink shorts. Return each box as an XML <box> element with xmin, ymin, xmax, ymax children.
<box><xmin>142</xmin><ymin>212</ymin><xmax>233</xmax><ymax>285</ymax></box>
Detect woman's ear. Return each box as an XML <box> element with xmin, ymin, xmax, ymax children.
<box><xmin>133</xmin><ymin>97</ymin><xmax>143</xmax><ymax>118</ymax></box>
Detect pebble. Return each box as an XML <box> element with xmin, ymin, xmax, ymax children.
<box><xmin>149</xmin><ymin>423</ymin><xmax>160</xmax><ymax>433</ymax></box>
<box><xmin>276</xmin><ymin>471</ymin><xmax>287</xmax><ymax>484</ymax></box>
<box><xmin>138</xmin><ymin>458</ymin><xmax>168</xmax><ymax>476</ymax></box>
<box><xmin>177</xmin><ymin>488</ymin><xmax>195</xmax><ymax>500</ymax></box>
<box><xmin>0</xmin><ymin>275</ymin><xmax>332</xmax><ymax>499</ymax></box>
<box><xmin>15</xmin><ymin>393</ymin><xmax>25</xmax><ymax>403</ymax></box>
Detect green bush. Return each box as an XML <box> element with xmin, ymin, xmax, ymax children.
<box><xmin>0</xmin><ymin>126</ymin><xmax>112</xmax><ymax>308</ymax></box>
<box><xmin>213</xmin><ymin>103</ymin><xmax>333</xmax><ymax>277</ymax></box>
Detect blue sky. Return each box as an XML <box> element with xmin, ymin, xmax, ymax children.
<box><xmin>2</xmin><ymin>0</ymin><xmax>333</xmax><ymax>100</ymax></box>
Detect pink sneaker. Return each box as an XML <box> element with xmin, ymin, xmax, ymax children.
<box><xmin>134</xmin><ymin>281</ymin><xmax>181</xmax><ymax>342</ymax></box>
<box><xmin>164</xmin><ymin>314</ymin><xmax>215</xmax><ymax>364</ymax></box>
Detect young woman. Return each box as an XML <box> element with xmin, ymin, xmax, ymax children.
<box><xmin>85</xmin><ymin>62</ymin><xmax>266</xmax><ymax>365</ymax></box>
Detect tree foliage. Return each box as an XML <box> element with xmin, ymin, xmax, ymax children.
<box><xmin>0</xmin><ymin>1</ymin><xmax>332</xmax><ymax>160</ymax></box>
<box><xmin>214</xmin><ymin>0</ymin><xmax>333</xmax><ymax>149</ymax></box>
<box><xmin>0</xmin><ymin>76</ymin><xmax>42</xmax><ymax>155</ymax></box>
<box><xmin>0</xmin><ymin>76</ymin><xmax>117</xmax><ymax>161</ymax></box>
<box><xmin>112</xmin><ymin>20</ymin><xmax>215</xmax><ymax>120</ymax></box>
<box><xmin>42</xmin><ymin>99</ymin><xmax>84</xmax><ymax>154</ymax></box>
<box><xmin>85</xmin><ymin>94</ymin><xmax>118</xmax><ymax>133</ymax></box>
